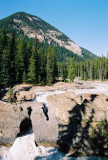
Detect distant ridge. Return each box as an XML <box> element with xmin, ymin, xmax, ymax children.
<box><xmin>0</xmin><ymin>12</ymin><xmax>97</xmax><ymax>59</ymax></box>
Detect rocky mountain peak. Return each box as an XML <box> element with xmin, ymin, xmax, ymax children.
<box><xmin>0</xmin><ymin>12</ymin><xmax>82</xmax><ymax>56</ymax></box>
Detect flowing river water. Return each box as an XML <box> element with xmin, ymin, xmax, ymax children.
<box><xmin>0</xmin><ymin>82</ymin><xmax>108</xmax><ymax>160</ymax></box>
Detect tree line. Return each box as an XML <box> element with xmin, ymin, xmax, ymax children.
<box><xmin>58</xmin><ymin>56</ymin><xmax>108</xmax><ymax>82</ymax></box>
<box><xmin>0</xmin><ymin>27</ymin><xmax>108</xmax><ymax>89</ymax></box>
<box><xmin>0</xmin><ymin>27</ymin><xmax>57</xmax><ymax>88</ymax></box>
<box><xmin>75</xmin><ymin>57</ymin><xmax>108</xmax><ymax>81</ymax></box>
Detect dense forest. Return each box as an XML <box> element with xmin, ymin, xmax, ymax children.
<box><xmin>0</xmin><ymin>27</ymin><xmax>58</xmax><ymax>88</ymax></box>
<box><xmin>76</xmin><ymin>57</ymin><xmax>108</xmax><ymax>81</ymax></box>
<box><xmin>0</xmin><ymin>27</ymin><xmax>108</xmax><ymax>89</ymax></box>
<box><xmin>58</xmin><ymin>56</ymin><xmax>108</xmax><ymax>81</ymax></box>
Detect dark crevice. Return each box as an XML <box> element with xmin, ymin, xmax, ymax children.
<box><xmin>27</xmin><ymin>106</ymin><xmax>32</xmax><ymax>118</ymax></box>
<box><xmin>42</xmin><ymin>104</ymin><xmax>49</xmax><ymax>121</ymax></box>
<box><xmin>17</xmin><ymin>117</ymin><xmax>32</xmax><ymax>137</ymax></box>
<box><xmin>90</xmin><ymin>94</ymin><xmax>98</xmax><ymax>102</ymax></box>
<box><xmin>20</xmin><ymin>107</ymin><xmax>23</xmax><ymax>112</ymax></box>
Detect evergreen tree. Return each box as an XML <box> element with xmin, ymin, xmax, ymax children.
<box><xmin>16</xmin><ymin>35</ymin><xmax>25</xmax><ymax>83</ymax></box>
<box><xmin>25</xmin><ymin>39</ymin><xmax>32</xmax><ymax>73</ymax></box>
<box><xmin>68</xmin><ymin>58</ymin><xmax>75</xmax><ymax>82</ymax></box>
<box><xmin>7</xmin><ymin>86</ymin><xmax>13</xmax><ymax>103</ymax></box>
<box><xmin>98</xmin><ymin>59</ymin><xmax>102</xmax><ymax>81</ymax></box>
<box><xmin>38</xmin><ymin>47</ymin><xmax>47</xmax><ymax>83</ymax></box>
<box><xmin>0</xmin><ymin>27</ymin><xmax>7</xmax><ymax>86</ymax></box>
<box><xmin>27</xmin><ymin>52</ymin><xmax>36</xmax><ymax>83</ymax></box>
<box><xmin>1</xmin><ymin>47</ymin><xmax>11</xmax><ymax>87</ymax></box>
<box><xmin>0</xmin><ymin>28</ymin><xmax>108</xmax><ymax>89</ymax></box>
<box><xmin>62</xmin><ymin>62</ymin><xmax>68</xmax><ymax>81</ymax></box>
<box><xmin>80</xmin><ymin>62</ymin><xmax>84</xmax><ymax>80</ymax></box>
<box><xmin>32</xmin><ymin>37</ymin><xmax>39</xmax><ymax>83</ymax></box>
<box><xmin>83</xmin><ymin>61</ymin><xmax>87</xmax><ymax>80</ymax></box>
<box><xmin>46</xmin><ymin>46</ymin><xmax>57</xmax><ymax>84</ymax></box>
<box><xmin>57</xmin><ymin>62</ymin><xmax>63</xmax><ymax>78</ymax></box>
<box><xmin>0</xmin><ymin>27</ymin><xmax>7</xmax><ymax>52</ymax></box>
<box><xmin>8</xmin><ymin>33</ymin><xmax>16</xmax><ymax>84</ymax></box>
<box><xmin>90</xmin><ymin>61</ymin><xmax>94</xmax><ymax>80</ymax></box>
<box><xmin>22</xmin><ymin>70</ymin><xmax>27</xmax><ymax>83</ymax></box>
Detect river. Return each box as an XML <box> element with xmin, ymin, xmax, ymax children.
<box><xmin>0</xmin><ymin>82</ymin><xmax>108</xmax><ymax>160</ymax></box>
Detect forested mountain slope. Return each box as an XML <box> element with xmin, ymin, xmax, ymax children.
<box><xmin>0</xmin><ymin>12</ymin><xmax>97</xmax><ymax>60</ymax></box>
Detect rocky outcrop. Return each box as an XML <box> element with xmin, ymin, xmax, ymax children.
<box><xmin>30</xmin><ymin>102</ymin><xmax>59</xmax><ymax>145</ymax></box>
<box><xmin>0</xmin><ymin>90</ymin><xmax>108</xmax><ymax>156</ymax></box>
<box><xmin>1</xmin><ymin>84</ymin><xmax>33</xmax><ymax>102</ymax></box>
<box><xmin>47</xmin><ymin>91</ymin><xmax>77</xmax><ymax>124</ymax></box>
<box><xmin>46</xmin><ymin>91</ymin><xmax>108</xmax><ymax>155</ymax></box>
<box><xmin>80</xmin><ymin>93</ymin><xmax>108</xmax><ymax>121</ymax></box>
<box><xmin>30</xmin><ymin>82</ymin><xmax>93</xmax><ymax>93</ymax></box>
<box><xmin>47</xmin><ymin>92</ymin><xmax>108</xmax><ymax>123</ymax></box>
<box><xmin>16</xmin><ymin>91</ymin><xmax>36</xmax><ymax>102</ymax></box>
<box><xmin>0</xmin><ymin>101</ymin><xmax>30</xmax><ymax>145</ymax></box>
<box><xmin>0</xmin><ymin>100</ymin><xmax>46</xmax><ymax>146</ymax></box>
<box><xmin>12</xmin><ymin>84</ymin><xmax>32</xmax><ymax>92</ymax></box>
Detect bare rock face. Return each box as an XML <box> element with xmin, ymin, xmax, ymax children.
<box><xmin>80</xmin><ymin>93</ymin><xmax>108</xmax><ymax>121</ymax></box>
<box><xmin>0</xmin><ymin>100</ymin><xmax>47</xmax><ymax>146</ymax></box>
<box><xmin>46</xmin><ymin>91</ymin><xmax>108</xmax><ymax>155</ymax></box>
<box><xmin>47</xmin><ymin>91</ymin><xmax>78</xmax><ymax>124</ymax></box>
<box><xmin>0</xmin><ymin>89</ymin><xmax>108</xmax><ymax>156</ymax></box>
<box><xmin>1</xmin><ymin>84</ymin><xmax>33</xmax><ymax>102</ymax></box>
<box><xmin>30</xmin><ymin>102</ymin><xmax>59</xmax><ymax>145</ymax></box>
<box><xmin>15</xmin><ymin>101</ymin><xmax>61</xmax><ymax>145</ymax></box>
<box><xmin>0</xmin><ymin>101</ymin><xmax>29</xmax><ymax>145</ymax></box>
<box><xmin>47</xmin><ymin>92</ymin><xmax>108</xmax><ymax>123</ymax></box>
<box><xmin>27</xmin><ymin>91</ymin><xmax>108</xmax><ymax>148</ymax></box>
<box><xmin>16</xmin><ymin>91</ymin><xmax>36</xmax><ymax>102</ymax></box>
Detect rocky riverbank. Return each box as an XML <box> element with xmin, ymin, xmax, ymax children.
<box><xmin>0</xmin><ymin>82</ymin><xmax>108</xmax><ymax>159</ymax></box>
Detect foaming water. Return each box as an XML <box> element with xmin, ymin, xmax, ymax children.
<box><xmin>35</xmin><ymin>90</ymin><xmax>68</xmax><ymax>105</ymax></box>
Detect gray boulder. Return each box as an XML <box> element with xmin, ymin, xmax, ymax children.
<box><xmin>16</xmin><ymin>91</ymin><xmax>36</xmax><ymax>102</ymax></box>
<box><xmin>30</xmin><ymin>102</ymin><xmax>59</xmax><ymax>145</ymax></box>
<box><xmin>0</xmin><ymin>101</ymin><xmax>29</xmax><ymax>145</ymax></box>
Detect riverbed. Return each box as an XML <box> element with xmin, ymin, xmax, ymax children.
<box><xmin>0</xmin><ymin>81</ymin><xmax>108</xmax><ymax>160</ymax></box>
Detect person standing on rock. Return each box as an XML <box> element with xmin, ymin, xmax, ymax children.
<box><xmin>42</xmin><ymin>104</ymin><xmax>49</xmax><ymax>121</ymax></box>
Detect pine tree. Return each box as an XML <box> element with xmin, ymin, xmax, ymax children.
<box><xmin>32</xmin><ymin>37</ymin><xmax>39</xmax><ymax>83</ymax></box>
<box><xmin>22</xmin><ymin>70</ymin><xmax>27</xmax><ymax>83</ymax></box>
<box><xmin>83</xmin><ymin>61</ymin><xmax>87</xmax><ymax>80</ymax></box>
<box><xmin>8</xmin><ymin>33</ymin><xmax>16</xmax><ymax>84</ymax></box>
<box><xmin>62</xmin><ymin>62</ymin><xmax>68</xmax><ymax>81</ymax></box>
<box><xmin>90</xmin><ymin>61</ymin><xmax>94</xmax><ymax>80</ymax></box>
<box><xmin>8</xmin><ymin>86</ymin><xmax>13</xmax><ymax>103</ymax></box>
<box><xmin>25</xmin><ymin>39</ymin><xmax>32</xmax><ymax>73</ymax></box>
<box><xmin>46</xmin><ymin>46</ymin><xmax>57</xmax><ymax>84</ymax></box>
<box><xmin>16</xmin><ymin>35</ymin><xmax>25</xmax><ymax>83</ymax></box>
<box><xmin>68</xmin><ymin>58</ymin><xmax>75</xmax><ymax>82</ymax></box>
<box><xmin>27</xmin><ymin>52</ymin><xmax>36</xmax><ymax>83</ymax></box>
<box><xmin>98</xmin><ymin>58</ymin><xmax>102</xmax><ymax>81</ymax></box>
<box><xmin>38</xmin><ymin>47</ymin><xmax>47</xmax><ymax>83</ymax></box>
<box><xmin>0</xmin><ymin>27</ymin><xmax>7</xmax><ymax>86</ymax></box>
<box><xmin>0</xmin><ymin>27</ymin><xmax>7</xmax><ymax>52</ymax></box>
<box><xmin>1</xmin><ymin>47</ymin><xmax>11</xmax><ymax>88</ymax></box>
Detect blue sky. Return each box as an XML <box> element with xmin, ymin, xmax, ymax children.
<box><xmin>0</xmin><ymin>0</ymin><xmax>108</xmax><ymax>57</ymax></box>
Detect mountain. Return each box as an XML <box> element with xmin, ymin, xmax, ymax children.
<box><xmin>0</xmin><ymin>12</ymin><xmax>97</xmax><ymax>59</ymax></box>
<box><xmin>81</xmin><ymin>47</ymin><xmax>97</xmax><ymax>59</ymax></box>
